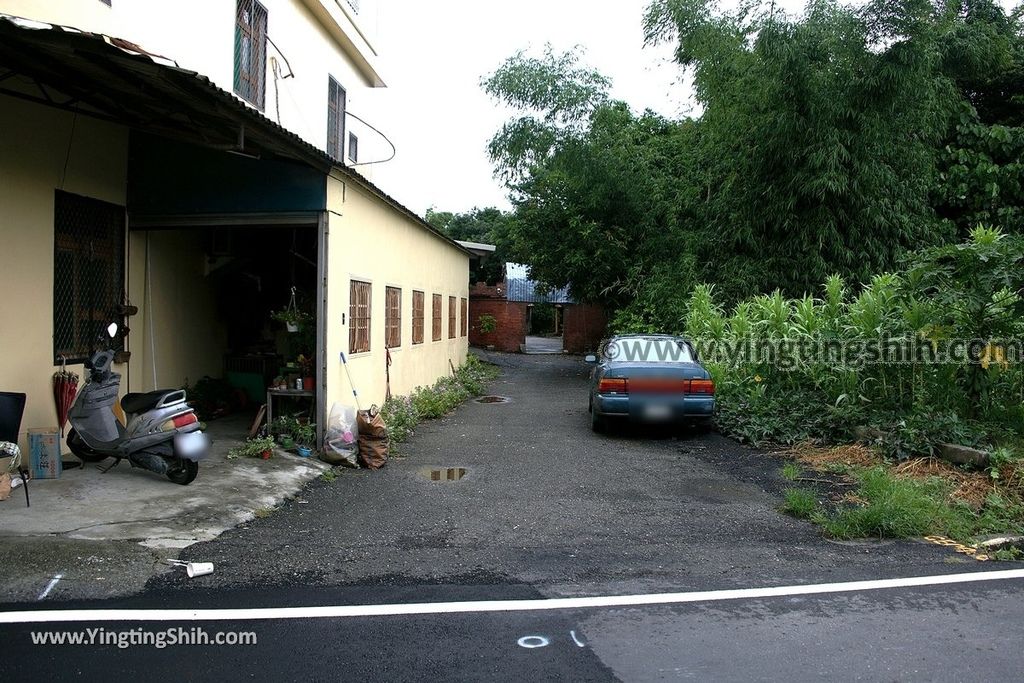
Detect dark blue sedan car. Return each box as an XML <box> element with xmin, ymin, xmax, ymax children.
<box><xmin>586</xmin><ymin>334</ymin><xmax>715</xmax><ymax>432</ymax></box>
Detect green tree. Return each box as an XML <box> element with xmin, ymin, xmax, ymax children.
<box><xmin>426</xmin><ymin>206</ymin><xmax>513</xmax><ymax>284</ymax></box>
<box><xmin>645</xmin><ymin>0</ymin><xmax>957</xmax><ymax>299</ymax></box>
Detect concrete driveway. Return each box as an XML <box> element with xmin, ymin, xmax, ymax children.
<box><xmin>147</xmin><ymin>353</ymin><xmax>956</xmax><ymax>598</ymax></box>
<box><xmin>0</xmin><ymin>415</ymin><xmax>328</xmax><ymax>600</ymax></box>
<box><xmin>7</xmin><ymin>354</ymin><xmax>1021</xmax><ymax>682</ymax></box>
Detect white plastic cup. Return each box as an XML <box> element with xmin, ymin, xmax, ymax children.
<box><xmin>186</xmin><ymin>562</ymin><xmax>214</xmax><ymax>578</ymax></box>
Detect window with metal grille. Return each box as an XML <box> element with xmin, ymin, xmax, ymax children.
<box><xmin>53</xmin><ymin>191</ymin><xmax>125</xmax><ymax>364</ymax></box>
<box><xmin>412</xmin><ymin>290</ymin><xmax>425</xmax><ymax>345</ymax></box>
<box><xmin>385</xmin><ymin>286</ymin><xmax>401</xmax><ymax>349</ymax></box>
<box><xmin>448</xmin><ymin>296</ymin><xmax>456</xmax><ymax>339</ymax></box>
<box><xmin>432</xmin><ymin>294</ymin><xmax>442</xmax><ymax>342</ymax></box>
<box><xmin>348</xmin><ymin>132</ymin><xmax>359</xmax><ymax>163</ymax></box>
<box><xmin>327</xmin><ymin>77</ymin><xmax>346</xmax><ymax>161</ymax></box>
<box><xmin>234</xmin><ymin>0</ymin><xmax>268</xmax><ymax>110</ymax></box>
<box><xmin>349</xmin><ymin>280</ymin><xmax>371</xmax><ymax>354</ymax></box>
<box><xmin>461</xmin><ymin>298</ymin><xmax>468</xmax><ymax>337</ymax></box>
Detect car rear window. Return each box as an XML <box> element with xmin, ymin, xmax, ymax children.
<box><xmin>613</xmin><ymin>337</ymin><xmax>693</xmax><ymax>363</ymax></box>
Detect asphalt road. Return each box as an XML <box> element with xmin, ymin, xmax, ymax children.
<box><xmin>3</xmin><ymin>353</ymin><xmax>1022</xmax><ymax>681</ymax></box>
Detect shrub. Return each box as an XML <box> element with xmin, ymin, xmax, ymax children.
<box><xmin>681</xmin><ymin>229</ymin><xmax>1024</xmax><ymax>457</ymax></box>
<box><xmin>381</xmin><ymin>356</ymin><xmax>500</xmax><ymax>445</ymax></box>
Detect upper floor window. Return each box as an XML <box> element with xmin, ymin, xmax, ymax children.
<box><xmin>348</xmin><ymin>132</ymin><xmax>359</xmax><ymax>163</ymax></box>
<box><xmin>234</xmin><ymin>0</ymin><xmax>268</xmax><ymax>110</ymax></box>
<box><xmin>327</xmin><ymin>77</ymin><xmax>347</xmax><ymax>161</ymax></box>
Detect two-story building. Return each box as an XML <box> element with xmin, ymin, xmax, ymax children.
<box><xmin>0</xmin><ymin>1</ymin><xmax>470</xmax><ymax>452</ymax></box>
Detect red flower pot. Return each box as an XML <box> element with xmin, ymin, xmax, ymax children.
<box><xmin>302</xmin><ymin>377</ymin><xmax>315</xmax><ymax>391</ymax></box>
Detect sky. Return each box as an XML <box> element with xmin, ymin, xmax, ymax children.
<box><xmin>359</xmin><ymin>0</ymin><xmax>687</xmax><ymax>216</ymax></box>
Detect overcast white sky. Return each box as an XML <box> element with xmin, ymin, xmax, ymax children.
<box><xmin>357</xmin><ymin>0</ymin><xmax>1018</xmax><ymax>217</ymax></box>
<box><xmin>360</xmin><ymin>0</ymin><xmax>687</xmax><ymax>215</ymax></box>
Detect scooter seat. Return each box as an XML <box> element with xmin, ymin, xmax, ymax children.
<box><xmin>121</xmin><ymin>390</ymin><xmax>184</xmax><ymax>414</ymax></box>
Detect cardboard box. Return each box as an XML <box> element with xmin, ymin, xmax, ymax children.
<box><xmin>28</xmin><ymin>429</ymin><xmax>62</xmax><ymax>479</ymax></box>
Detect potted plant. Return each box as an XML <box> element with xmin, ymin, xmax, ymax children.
<box><xmin>294</xmin><ymin>423</ymin><xmax>316</xmax><ymax>458</ymax></box>
<box><xmin>271</xmin><ymin>308</ymin><xmax>311</xmax><ymax>333</ymax></box>
<box><xmin>227</xmin><ymin>436</ymin><xmax>277</xmax><ymax>460</ymax></box>
<box><xmin>272</xmin><ymin>416</ymin><xmax>298</xmax><ymax>449</ymax></box>
<box><xmin>298</xmin><ymin>354</ymin><xmax>315</xmax><ymax>391</ymax></box>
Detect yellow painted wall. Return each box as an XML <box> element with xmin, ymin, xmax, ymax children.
<box><xmin>325</xmin><ymin>175</ymin><xmax>469</xmax><ymax>411</ymax></box>
<box><xmin>126</xmin><ymin>230</ymin><xmax>227</xmax><ymax>394</ymax></box>
<box><xmin>0</xmin><ymin>95</ymin><xmax>128</xmax><ymax>450</ymax></box>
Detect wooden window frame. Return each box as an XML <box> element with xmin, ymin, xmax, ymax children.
<box><xmin>327</xmin><ymin>77</ymin><xmax>347</xmax><ymax>161</ymax></box>
<box><xmin>412</xmin><ymin>290</ymin><xmax>425</xmax><ymax>345</ymax></box>
<box><xmin>460</xmin><ymin>298</ymin><xmax>468</xmax><ymax>337</ymax></box>
<box><xmin>432</xmin><ymin>294</ymin><xmax>442</xmax><ymax>342</ymax></box>
<box><xmin>385</xmin><ymin>286</ymin><xmax>402</xmax><ymax>349</ymax></box>
<box><xmin>234</xmin><ymin>0</ymin><xmax>268</xmax><ymax>110</ymax></box>
<box><xmin>349</xmin><ymin>280</ymin><xmax>371</xmax><ymax>354</ymax></box>
<box><xmin>448</xmin><ymin>296</ymin><xmax>456</xmax><ymax>340</ymax></box>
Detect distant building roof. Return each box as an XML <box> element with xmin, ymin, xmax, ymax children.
<box><xmin>455</xmin><ymin>240</ymin><xmax>496</xmax><ymax>257</ymax></box>
<box><xmin>504</xmin><ymin>263</ymin><xmax>574</xmax><ymax>304</ymax></box>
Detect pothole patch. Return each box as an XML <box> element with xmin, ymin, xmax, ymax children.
<box><xmin>475</xmin><ymin>395</ymin><xmax>510</xmax><ymax>404</ymax></box>
<box><xmin>423</xmin><ymin>467</ymin><xmax>468</xmax><ymax>481</ymax></box>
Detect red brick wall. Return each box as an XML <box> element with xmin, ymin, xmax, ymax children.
<box><xmin>563</xmin><ymin>303</ymin><xmax>607</xmax><ymax>354</ymax></box>
<box><xmin>469</xmin><ymin>299</ymin><xmax>527</xmax><ymax>352</ymax></box>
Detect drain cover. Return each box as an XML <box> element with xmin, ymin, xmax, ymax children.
<box><xmin>476</xmin><ymin>395</ymin><xmax>510</xmax><ymax>404</ymax></box>
<box><xmin>426</xmin><ymin>467</ymin><xmax>467</xmax><ymax>481</ymax></box>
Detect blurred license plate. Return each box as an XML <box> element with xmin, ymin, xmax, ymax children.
<box><xmin>174</xmin><ymin>431</ymin><xmax>207</xmax><ymax>458</ymax></box>
<box><xmin>643</xmin><ymin>404</ymin><xmax>672</xmax><ymax>421</ymax></box>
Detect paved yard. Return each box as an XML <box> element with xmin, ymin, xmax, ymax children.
<box><xmin>6</xmin><ymin>354</ymin><xmax>1019</xmax><ymax>682</ymax></box>
<box><xmin>147</xmin><ymin>353</ymin><xmax>958</xmax><ymax>598</ymax></box>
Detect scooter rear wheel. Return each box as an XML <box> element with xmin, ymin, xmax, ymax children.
<box><xmin>166</xmin><ymin>459</ymin><xmax>198</xmax><ymax>485</ymax></box>
<box><xmin>67</xmin><ymin>429</ymin><xmax>109</xmax><ymax>463</ymax></box>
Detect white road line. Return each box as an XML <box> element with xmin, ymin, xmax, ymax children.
<box><xmin>36</xmin><ymin>574</ymin><xmax>63</xmax><ymax>602</ymax></box>
<box><xmin>4</xmin><ymin>569</ymin><xmax>1024</xmax><ymax>624</ymax></box>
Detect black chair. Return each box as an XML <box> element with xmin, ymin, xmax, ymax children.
<box><xmin>0</xmin><ymin>392</ymin><xmax>29</xmax><ymax>506</ymax></box>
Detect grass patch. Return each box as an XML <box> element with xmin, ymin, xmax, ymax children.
<box><xmin>381</xmin><ymin>355</ymin><xmax>500</xmax><ymax>446</ymax></box>
<box><xmin>320</xmin><ymin>468</ymin><xmax>339</xmax><ymax>483</ymax></box>
<box><xmin>781</xmin><ymin>462</ymin><xmax>802</xmax><ymax>481</ymax></box>
<box><xmin>781</xmin><ymin>443</ymin><xmax>1024</xmax><ymax>551</ymax></box>
<box><xmin>253</xmin><ymin>507</ymin><xmax>275</xmax><ymax>519</ymax></box>
<box><xmin>822</xmin><ymin>467</ymin><xmax>949</xmax><ymax>539</ymax></box>
<box><xmin>781</xmin><ymin>488</ymin><xmax>819</xmax><ymax>519</ymax></box>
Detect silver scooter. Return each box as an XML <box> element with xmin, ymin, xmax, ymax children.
<box><xmin>67</xmin><ymin>323</ymin><xmax>209</xmax><ymax>485</ymax></box>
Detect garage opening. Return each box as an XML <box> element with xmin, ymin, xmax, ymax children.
<box><xmin>524</xmin><ymin>303</ymin><xmax>564</xmax><ymax>354</ymax></box>
<box><xmin>127</xmin><ymin>220</ymin><xmax>325</xmax><ymax>450</ymax></box>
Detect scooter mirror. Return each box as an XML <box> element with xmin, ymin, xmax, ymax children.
<box><xmin>106</xmin><ymin>322</ymin><xmax>119</xmax><ymax>339</ymax></box>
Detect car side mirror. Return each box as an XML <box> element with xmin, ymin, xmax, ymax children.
<box><xmin>584</xmin><ymin>354</ymin><xmax>598</xmax><ymax>363</ymax></box>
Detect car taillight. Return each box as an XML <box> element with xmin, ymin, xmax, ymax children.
<box><xmin>689</xmin><ymin>379</ymin><xmax>715</xmax><ymax>395</ymax></box>
<box><xmin>161</xmin><ymin>413</ymin><xmax>198</xmax><ymax>431</ymax></box>
<box><xmin>598</xmin><ymin>378</ymin><xmax>628</xmax><ymax>394</ymax></box>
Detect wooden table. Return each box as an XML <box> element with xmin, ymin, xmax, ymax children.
<box><xmin>265</xmin><ymin>388</ymin><xmax>315</xmax><ymax>429</ymax></box>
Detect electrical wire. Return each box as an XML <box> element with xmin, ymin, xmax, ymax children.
<box><xmin>59</xmin><ymin>110</ymin><xmax>77</xmax><ymax>190</ymax></box>
<box><xmin>345</xmin><ymin>109</ymin><xmax>396</xmax><ymax>166</ymax></box>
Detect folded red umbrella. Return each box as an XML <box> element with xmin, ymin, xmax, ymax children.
<box><xmin>53</xmin><ymin>357</ymin><xmax>79</xmax><ymax>438</ymax></box>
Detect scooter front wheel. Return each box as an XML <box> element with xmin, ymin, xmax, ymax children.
<box><xmin>166</xmin><ymin>459</ymin><xmax>198</xmax><ymax>485</ymax></box>
<box><xmin>67</xmin><ymin>429</ymin><xmax>109</xmax><ymax>463</ymax></box>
